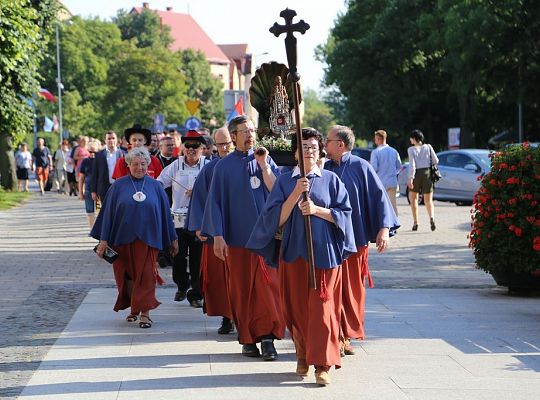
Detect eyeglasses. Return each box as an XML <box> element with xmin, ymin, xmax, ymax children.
<box><xmin>216</xmin><ymin>141</ymin><xmax>232</xmax><ymax>147</ymax></box>
<box><xmin>184</xmin><ymin>143</ymin><xmax>201</xmax><ymax>149</ymax></box>
<box><xmin>302</xmin><ymin>145</ymin><xmax>320</xmax><ymax>152</ymax></box>
<box><xmin>212</xmin><ymin>150</ymin><xmax>218</xmax><ymax>154</ymax></box>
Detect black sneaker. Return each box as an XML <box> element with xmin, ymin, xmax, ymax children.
<box><xmin>174</xmin><ymin>290</ymin><xmax>187</xmax><ymax>302</ymax></box>
<box><xmin>241</xmin><ymin>343</ymin><xmax>260</xmax><ymax>358</ymax></box>
<box><xmin>261</xmin><ymin>340</ymin><xmax>278</xmax><ymax>361</ymax></box>
<box><xmin>218</xmin><ymin>317</ymin><xmax>234</xmax><ymax>334</ymax></box>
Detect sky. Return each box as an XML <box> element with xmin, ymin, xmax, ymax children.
<box><xmin>60</xmin><ymin>0</ymin><xmax>346</xmax><ymax>91</ymax></box>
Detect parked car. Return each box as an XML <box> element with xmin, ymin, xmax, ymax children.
<box><xmin>398</xmin><ymin>149</ymin><xmax>492</xmax><ymax>206</ymax></box>
<box><xmin>351</xmin><ymin>147</ymin><xmax>373</xmax><ymax>161</ymax></box>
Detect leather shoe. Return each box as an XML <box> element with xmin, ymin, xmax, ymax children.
<box><xmin>189</xmin><ymin>299</ymin><xmax>203</xmax><ymax>308</ymax></box>
<box><xmin>261</xmin><ymin>340</ymin><xmax>278</xmax><ymax>361</ymax></box>
<box><xmin>217</xmin><ymin>317</ymin><xmax>234</xmax><ymax>334</ymax></box>
<box><xmin>241</xmin><ymin>344</ymin><xmax>260</xmax><ymax>358</ymax></box>
<box><xmin>174</xmin><ymin>290</ymin><xmax>187</xmax><ymax>302</ymax></box>
<box><xmin>315</xmin><ymin>369</ymin><xmax>331</xmax><ymax>386</ymax></box>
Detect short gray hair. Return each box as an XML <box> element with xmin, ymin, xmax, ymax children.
<box><xmin>126</xmin><ymin>147</ymin><xmax>151</xmax><ymax>166</ymax></box>
<box><xmin>330</xmin><ymin>125</ymin><xmax>355</xmax><ymax>150</ymax></box>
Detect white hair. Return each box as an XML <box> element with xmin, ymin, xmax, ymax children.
<box><xmin>126</xmin><ymin>147</ymin><xmax>151</xmax><ymax>165</ymax></box>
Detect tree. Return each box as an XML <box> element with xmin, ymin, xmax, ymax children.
<box><xmin>104</xmin><ymin>45</ymin><xmax>189</xmax><ymax>131</ymax></box>
<box><xmin>0</xmin><ymin>0</ymin><xmax>58</xmax><ymax>190</ymax></box>
<box><xmin>114</xmin><ymin>8</ymin><xmax>172</xmax><ymax>49</ymax></box>
<box><xmin>39</xmin><ymin>17</ymin><xmax>124</xmax><ymax>136</ymax></box>
<box><xmin>302</xmin><ymin>89</ymin><xmax>336</xmax><ymax>134</ymax></box>
<box><xmin>178</xmin><ymin>49</ymin><xmax>225</xmax><ymax>127</ymax></box>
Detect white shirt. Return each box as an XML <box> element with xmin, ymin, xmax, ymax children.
<box><xmin>157</xmin><ymin>156</ymin><xmax>209</xmax><ymax>210</ymax></box>
<box><xmin>105</xmin><ymin>148</ymin><xmax>119</xmax><ymax>184</ymax></box>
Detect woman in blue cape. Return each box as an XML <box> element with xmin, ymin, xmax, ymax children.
<box><xmin>91</xmin><ymin>147</ymin><xmax>178</xmax><ymax>329</ymax></box>
<box><xmin>247</xmin><ymin>128</ymin><xmax>355</xmax><ymax>386</ymax></box>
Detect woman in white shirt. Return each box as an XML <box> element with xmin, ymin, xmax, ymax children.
<box><xmin>15</xmin><ymin>143</ymin><xmax>33</xmax><ymax>192</ymax></box>
<box><xmin>407</xmin><ymin>129</ymin><xmax>439</xmax><ymax>231</ymax></box>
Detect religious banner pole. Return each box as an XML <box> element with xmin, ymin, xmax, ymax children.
<box><xmin>270</xmin><ymin>9</ymin><xmax>316</xmax><ymax>289</ymax></box>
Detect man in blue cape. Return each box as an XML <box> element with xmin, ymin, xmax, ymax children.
<box><xmin>325</xmin><ymin>125</ymin><xmax>400</xmax><ymax>355</ymax></box>
<box><xmin>201</xmin><ymin>116</ymin><xmax>285</xmax><ymax>361</ymax></box>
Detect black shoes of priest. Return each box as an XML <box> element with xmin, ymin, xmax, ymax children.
<box><xmin>218</xmin><ymin>317</ymin><xmax>234</xmax><ymax>334</ymax></box>
<box><xmin>242</xmin><ymin>344</ymin><xmax>260</xmax><ymax>358</ymax></box>
<box><xmin>241</xmin><ymin>341</ymin><xmax>278</xmax><ymax>361</ymax></box>
<box><xmin>261</xmin><ymin>339</ymin><xmax>278</xmax><ymax>361</ymax></box>
<box><xmin>174</xmin><ymin>290</ymin><xmax>187</xmax><ymax>302</ymax></box>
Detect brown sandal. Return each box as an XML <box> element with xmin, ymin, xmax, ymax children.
<box><xmin>126</xmin><ymin>314</ymin><xmax>138</xmax><ymax>322</ymax></box>
<box><xmin>139</xmin><ymin>315</ymin><xmax>153</xmax><ymax>329</ymax></box>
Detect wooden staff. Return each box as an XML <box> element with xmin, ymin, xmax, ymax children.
<box><xmin>270</xmin><ymin>9</ymin><xmax>316</xmax><ymax>289</ymax></box>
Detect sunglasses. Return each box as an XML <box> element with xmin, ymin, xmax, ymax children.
<box><xmin>184</xmin><ymin>143</ymin><xmax>201</xmax><ymax>149</ymax></box>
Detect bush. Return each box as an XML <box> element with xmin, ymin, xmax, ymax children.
<box><xmin>469</xmin><ymin>144</ymin><xmax>540</xmax><ymax>274</ymax></box>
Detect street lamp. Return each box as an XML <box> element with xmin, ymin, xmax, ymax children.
<box><xmin>55</xmin><ymin>24</ymin><xmax>64</xmax><ymax>144</ymax></box>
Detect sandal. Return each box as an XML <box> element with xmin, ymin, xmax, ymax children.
<box><xmin>139</xmin><ymin>315</ymin><xmax>153</xmax><ymax>329</ymax></box>
<box><xmin>412</xmin><ymin>223</ymin><xmax>418</xmax><ymax>231</ymax></box>
<box><xmin>126</xmin><ymin>314</ymin><xmax>138</xmax><ymax>322</ymax></box>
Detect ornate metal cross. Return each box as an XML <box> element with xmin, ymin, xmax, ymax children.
<box><xmin>269</xmin><ymin>8</ymin><xmax>310</xmax><ymax>82</ymax></box>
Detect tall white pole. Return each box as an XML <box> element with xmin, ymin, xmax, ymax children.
<box><xmin>55</xmin><ymin>25</ymin><xmax>63</xmax><ymax>143</ymax></box>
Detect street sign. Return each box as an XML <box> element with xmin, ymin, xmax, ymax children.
<box><xmin>185</xmin><ymin>100</ymin><xmax>200</xmax><ymax>116</ymax></box>
<box><xmin>185</xmin><ymin>116</ymin><xmax>202</xmax><ymax>131</ymax></box>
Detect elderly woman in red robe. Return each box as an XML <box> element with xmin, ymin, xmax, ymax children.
<box><xmin>91</xmin><ymin>147</ymin><xmax>178</xmax><ymax>328</ymax></box>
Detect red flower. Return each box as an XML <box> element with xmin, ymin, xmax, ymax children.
<box><xmin>515</xmin><ymin>227</ymin><xmax>523</xmax><ymax>237</ymax></box>
<box><xmin>533</xmin><ymin>237</ymin><xmax>540</xmax><ymax>251</ymax></box>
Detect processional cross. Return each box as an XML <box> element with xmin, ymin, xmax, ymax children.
<box><xmin>270</xmin><ymin>9</ymin><xmax>316</xmax><ymax>289</ymax></box>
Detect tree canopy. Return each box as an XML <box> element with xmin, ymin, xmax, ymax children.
<box><xmin>318</xmin><ymin>0</ymin><xmax>540</xmax><ymax>150</ymax></box>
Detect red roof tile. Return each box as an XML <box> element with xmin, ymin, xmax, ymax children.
<box><xmin>132</xmin><ymin>6</ymin><xmax>230</xmax><ymax>65</ymax></box>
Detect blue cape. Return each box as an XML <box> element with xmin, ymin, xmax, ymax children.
<box><xmin>246</xmin><ymin>169</ymin><xmax>356</xmax><ymax>269</ymax></box>
<box><xmin>186</xmin><ymin>157</ymin><xmax>218</xmax><ymax>234</ymax></box>
<box><xmin>325</xmin><ymin>153</ymin><xmax>400</xmax><ymax>247</ymax></box>
<box><xmin>200</xmin><ymin>150</ymin><xmax>280</xmax><ymax>247</ymax></box>
<box><xmin>90</xmin><ymin>175</ymin><xmax>177</xmax><ymax>250</ymax></box>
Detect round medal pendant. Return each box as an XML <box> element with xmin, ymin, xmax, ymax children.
<box><xmin>250</xmin><ymin>176</ymin><xmax>261</xmax><ymax>189</ymax></box>
<box><xmin>133</xmin><ymin>191</ymin><xmax>146</xmax><ymax>202</ymax></box>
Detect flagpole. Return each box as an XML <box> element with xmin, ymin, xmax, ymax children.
<box><xmin>55</xmin><ymin>25</ymin><xmax>63</xmax><ymax>143</ymax></box>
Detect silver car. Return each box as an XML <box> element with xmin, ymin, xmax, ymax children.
<box><xmin>398</xmin><ymin>149</ymin><xmax>492</xmax><ymax>206</ymax></box>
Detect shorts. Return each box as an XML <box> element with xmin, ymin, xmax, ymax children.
<box><xmin>16</xmin><ymin>167</ymin><xmax>29</xmax><ymax>180</ymax></box>
<box><xmin>35</xmin><ymin>166</ymin><xmax>49</xmax><ymax>182</ymax></box>
<box><xmin>84</xmin><ymin>186</ymin><xmax>95</xmax><ymax>214</ymax></box>
<box><xmin>411</xmin><ymin>168</ymin><xmax>433</xmax><ymax>194</ymax></box>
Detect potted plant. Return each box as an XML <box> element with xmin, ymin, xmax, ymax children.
<box><xmin>469</xmin><ymin>143</ymin><xmax>540</xmax><ymax>292</ymax></box>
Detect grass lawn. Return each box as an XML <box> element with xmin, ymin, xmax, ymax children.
<box><xmin>0</xmin><ymin>190</ymin><xmax>32</xmax><ymax>210</ymax></box>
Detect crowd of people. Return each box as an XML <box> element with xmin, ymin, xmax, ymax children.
<box><xmin>15</xmin><ymin>119</ymin><xmax>443</xmax><ymax>387</ymax></box>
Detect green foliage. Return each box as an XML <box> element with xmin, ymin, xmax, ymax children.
<box><xmin>104</xmin><ymin>45</ymin><xmax>189</xmax><ymax>131</ymax></box>
<box><xmin>302</xmin><ymin>89</ymin><xmax>336</xmax><ymax>135</ymax></box>
<box><xmin>114</xmin><ymin>8</ymin><xmax>172</xmax><ymax>49</ymax></box>
<box><xmin>178</xmin><ymin>49</ymin><xmax>225</xmax><ymax>127</ymax></box>
<box><xmin>0</xmin><ymin>188</ymin><xmax>31</xmax><ymax>210</ymax></box>
<box><xmin>470</xmin><ymin>144</ymin><xmax>540</xmax><ymax>274</ymax></box>
<box><xmin>319</xmin><ymin>0</ymin><xmax>540</xmax><ymax>151</ymax></box>
<box><xmin>0</xmin><ymin>0</ymin><xmax>59</xmax><ymax>189</ymax></box>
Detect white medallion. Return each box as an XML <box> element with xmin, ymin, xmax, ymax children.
<box><xmin>250</xmin><ymin>176</ymin><xmax>261</xmax><ymax>189</ymax></box>
<box><xmin>133</xmin><ymin>191</ymin><xmax>146</xmax><ymax>202</ymax></box>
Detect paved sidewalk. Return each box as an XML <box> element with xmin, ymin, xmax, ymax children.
<box><xmin>1</xmin><ymin>190</ymin><xmax>539</xmax><ymax>399</ymax></box>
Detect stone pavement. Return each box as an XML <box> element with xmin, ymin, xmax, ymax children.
<box><xmin>1</xmin><ymin>188</ymin><xmax>539</xmax><ymax>399</ymax></box>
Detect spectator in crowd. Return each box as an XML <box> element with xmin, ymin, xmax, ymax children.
<box><xmin>79</xmin><ymin>140</ymin><xmax>101</xmax><ymax>228</ymax></box>
<box><xmin>91</xmin><ymin>130</ymin><xmax>123</xmax><ymax>203</ymax></box>
<box><xmin>149</xmin><ymin>132</ymin><xmax>159</xmax><ymax>156</ymax></box>
<box><xmin>32</xmin><ymin>137</ymin><xmax>53</xmax><ymax>196</ymax></box>
<box><xmin>370</xmin><ymin>129</ymin><xmax>402</xmax><ymax>216</ymax></box>
<box><xmin>53</xmin><ymin>139</ymin><xmax>70</xmax><ymax>194</ymax></box>
<box><xmin>15</xmin><ymin>143</ymin><xmax>33</xmax><ymax>192</ymax></box>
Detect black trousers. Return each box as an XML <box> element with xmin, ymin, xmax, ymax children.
<box><xmin>173</xmin><ymin>228</ymin><xmax>202</xmax><ymax>301</ymax></box>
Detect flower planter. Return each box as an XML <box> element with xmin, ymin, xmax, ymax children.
<box><xmin>269</xmin><ymin>150</ymin><xmax>296</xmax><ymax>166</ymax></box>
<box><xmin>490</xmin><ymin>269</ymin><xmax>540</xmax><ymax>293</ymax></box>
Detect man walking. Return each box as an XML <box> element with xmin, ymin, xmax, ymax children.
<box><xmin>325</xmin><ymin>125</ymin><xmax>399</xmax><ymax>355</ymax></box>
<box><xmin>370</xmin><ymin>129</ymin><xmax>402</xmax><ymax>216</ymax></box>
<box><xmin>201</xmin><ymin>116</ymin><xmax>285</xmax><ymax>361</ymax></box>
<box><xmin>158</xmin><ymin>130</ymin><xmax>209</xmax><ymax>308</ymax></box>
<box><xmin>32</xmin><ymin>138</ymin><xmax>53</xmax><ymax>195</ymax></box>
<box><xmin>91</xmin><ymin>130</ymin><xmax>123</xmax><ymax>202</ymax></box>
<box><xmin>187</xmin><ymin>127</ymin><xmax>235</xmax><ymax>334</ymax></box>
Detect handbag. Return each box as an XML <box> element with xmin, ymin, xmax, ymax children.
<box><xmin>429</xmin><ymin>145</ymin><xmax>442</xmax><ymax>182</ymax></box>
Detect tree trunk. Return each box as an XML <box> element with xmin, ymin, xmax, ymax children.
<box><xmin>0</xmin><ymin>132</ymin><xmax>17</xmax><ymax>191</ymax></box>
<box><xmin>458</xmin><ymin>94</ymin><xmax>474</xmax><ymax>148</ymax></box>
